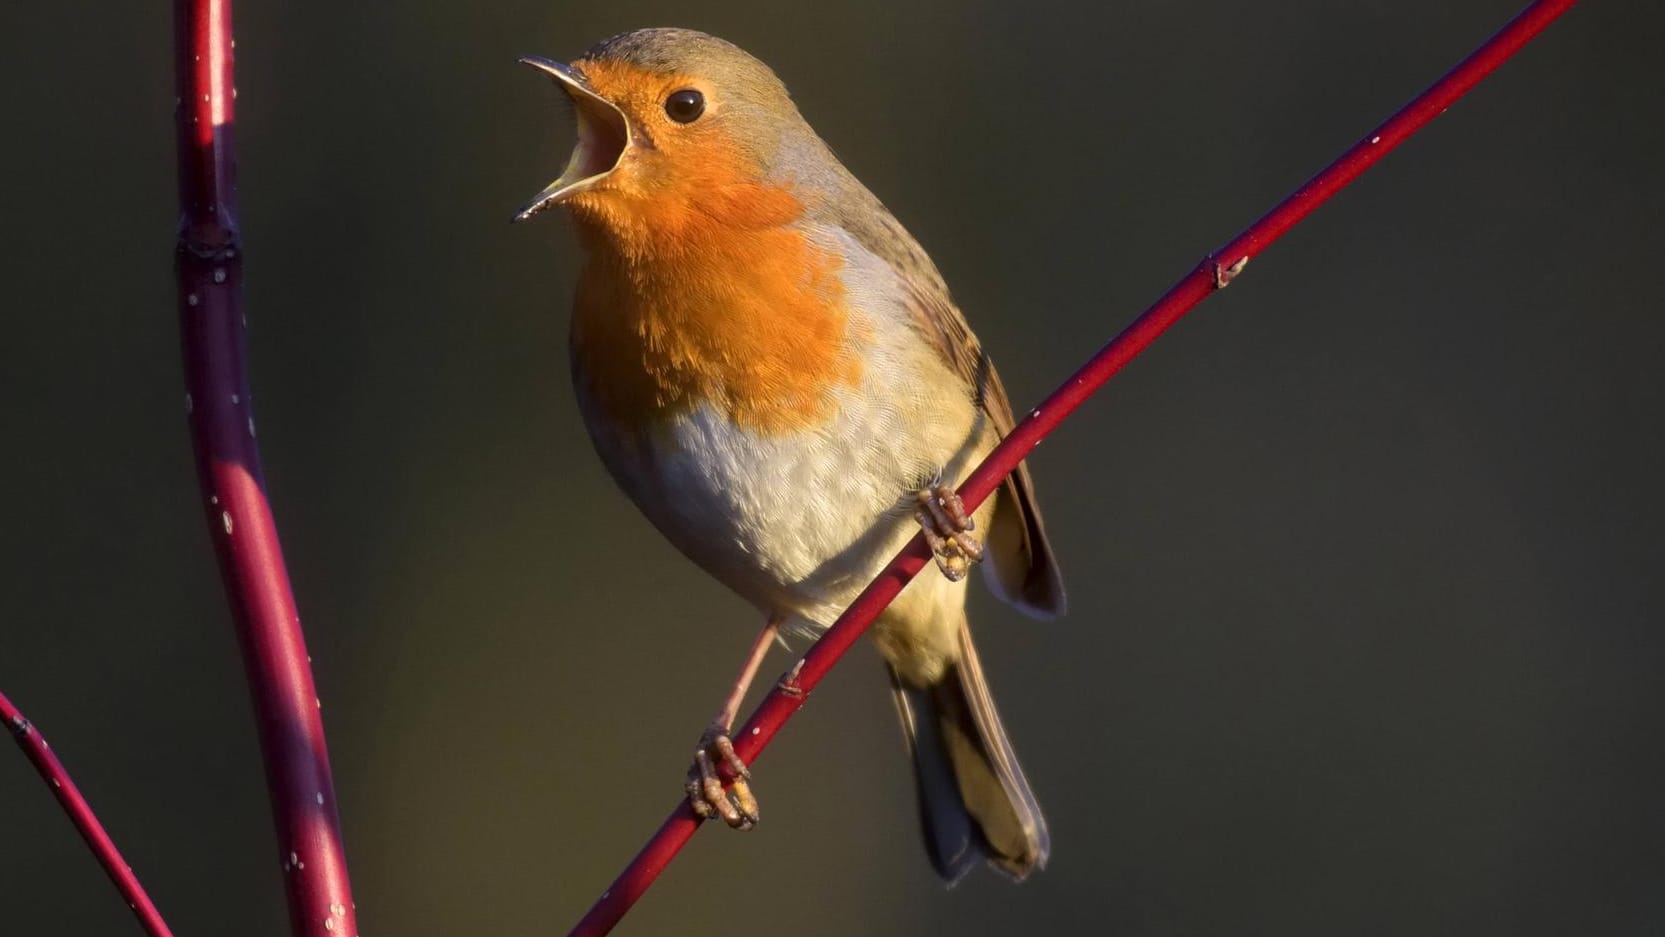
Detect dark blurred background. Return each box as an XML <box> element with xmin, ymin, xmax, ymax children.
<box><xmin>4</xmin><ymin>1</ymin><xmax>1663</xmax><ymax>934</ymax></box>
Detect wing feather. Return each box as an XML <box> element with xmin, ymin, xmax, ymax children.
<box><xmin>820</xmin><ymin>182</ymin><xmax>1065</xmax><ymax>617</ymax></box>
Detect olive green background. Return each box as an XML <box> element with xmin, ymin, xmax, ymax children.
<box><xmin>4</xmin><ymin>1</ymin><xmax>1662</xmax><ymax>935</ymax></box>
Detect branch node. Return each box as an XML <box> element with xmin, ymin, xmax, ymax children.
<box><xmin>775</xmin><ymin>660</ymin><xmax>806</xmax><ymax>697</ymax></box>
<box><xmin>1213</xmin><ymin>255</ymin><xmax>1250</xmax><ymax>289</ymax></box>
<box><xmin>178</xmin><ymin>227</ymin><xmax>242</xmax><ymax>263</ymax></box>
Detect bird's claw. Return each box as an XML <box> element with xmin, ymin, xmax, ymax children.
<box><xmin>915</xmin><ymin>486</ymin><xmax>983</xmax><ymax>582</ymax></box>
<box><xmin>686</xmin><ymin>724</ymin><xmax>758</xmax><ymax>829</ymax></box>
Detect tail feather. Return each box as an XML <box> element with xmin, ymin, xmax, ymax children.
<box><xmin>889</xmin><ymin>616</ymin><xmax>1048</xmax><ymax>883</ymax></box>
<box><xmin>892</xmin><ymin>674</ymin><xmax>982</xmax><ymax>881</ymax></box>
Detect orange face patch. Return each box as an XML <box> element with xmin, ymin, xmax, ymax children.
<box><xmin>564</xmin><ymin>61</ymin><xmax>862</xmax><ymax>436</ymax></box>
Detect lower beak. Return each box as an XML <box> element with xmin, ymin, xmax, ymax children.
<box><xmin>514</xmin><ymin>56</ymin><xmax>630</xmax><ymax>222</ymax></box>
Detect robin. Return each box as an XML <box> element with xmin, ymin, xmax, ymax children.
<box><xmin>516</xmin><ymin>27</ymin><xmax>1065</xmax><ymax>882</ymax></box>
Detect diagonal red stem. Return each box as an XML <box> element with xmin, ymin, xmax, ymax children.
<box><xmin>562</xmin><ymin>1</ymin><xmax>1582</xmax><ymax>934</ymax></box>
<box><xmin>174</xmin><ymin>2</ymin><xmax>361</xmax><ymax>935</ymax></box>
<box><xmin>2</xmin><ymin>692</ymin><xmax>174</xmax><ymax>937</ymax></box>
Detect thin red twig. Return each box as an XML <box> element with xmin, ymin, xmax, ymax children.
<box><xmin>2</xmin><ymin>692</ymin><xmax>174</xmax><ymax>937</ymax></box>
<box><xmin>174</xmin><ymin>2</ymin><xmax>361</xmax><ymax>935</ymax></box>
<box><xmin>563</xmin><ymin>1</ymin><xmax>1582</xmax><ymax>934</ymax></box>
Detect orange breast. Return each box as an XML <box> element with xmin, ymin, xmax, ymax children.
<box><xmin>569</xmin><ymin>173</ymin><xmax>862</xmax><ymax>436</ymax></box>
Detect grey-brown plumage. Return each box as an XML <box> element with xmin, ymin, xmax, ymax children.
<box><xmin>891</xmin><ymin>616</ymin><xmax>1050</xmax><ymax>881</ymax></box>
<box><xmin>526</xmin><ymin>26</ymin><xmax>1064</xmax><ymax>882</ymax></box>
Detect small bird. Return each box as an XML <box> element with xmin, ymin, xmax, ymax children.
<box><xmin>516</xmin><ymin>28</ymin><xmax>1065</xmax><ymax>882</ymax></box>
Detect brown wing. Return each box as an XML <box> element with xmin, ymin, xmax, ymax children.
<box><xmin>821</xmin><ymin>183</ymin><xmax>1064</xmax><ymax>617</ymax></box>
<box><xmin>901</xmin><ymin>277</ymin><xmax>1067</xmax><ymax>618</ymax></box>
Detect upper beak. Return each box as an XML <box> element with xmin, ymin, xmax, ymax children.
<box><xmin>513</xmin><ymin>55</ymin><xmax>631</xmax><ymax>222</ymax></box>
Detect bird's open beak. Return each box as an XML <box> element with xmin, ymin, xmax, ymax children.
<box><xmin>513</xmin><ymin>56</ymin><xmax>630</xmax><ymax>222</ymax></box>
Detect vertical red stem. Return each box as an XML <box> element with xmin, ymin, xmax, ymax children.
<box><xmin>174</xmin><ymin>2</ymin><xmax>360</xmax><ymax>935</ymax></box>
<box><xmin>561</xmin><ymin>1</ymin><xmax>1582</xmax><ymax>934</ymax></box>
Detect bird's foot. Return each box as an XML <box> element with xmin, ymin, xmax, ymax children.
<box><xmin>685</xmin><ymin>723</ymin><xmax>759</xmax><ymax>830</ymax></box>
<box><xmin>915</xmin><ymin>485</ymin><xmax>983</xmax><ymax>582</ymax></box>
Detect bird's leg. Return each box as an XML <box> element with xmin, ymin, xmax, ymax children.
<box><xmin>686</xmin><ymin>615</ymin><xmax>781</xmax><ymax>830</ymax></box>
<box><xmin>915</xmin><ymin>485</ymin><xmax>984</xmax><ymax>582</ymax></box>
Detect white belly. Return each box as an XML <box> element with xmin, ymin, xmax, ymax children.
<box><xmin>577</xmin><ymin>310</ymin><xmax>990</xmax><ymax>631</ymax></box>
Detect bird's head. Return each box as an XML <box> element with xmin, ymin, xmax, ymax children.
<box><xmin>515</xmin><ymin>28</ymin><xmax>821</xmax><ymax>235</ymax></box>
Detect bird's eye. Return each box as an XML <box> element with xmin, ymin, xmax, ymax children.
<box><xmin>664</xmin><ymin>89</ymin><xmax>705</xmax><ymax>123</ymax></box>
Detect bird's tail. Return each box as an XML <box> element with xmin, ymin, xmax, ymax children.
<box><xmin>889</xmin><ymin>614</ymin><xmax>1048</xmax><ymax>883</ymax></box>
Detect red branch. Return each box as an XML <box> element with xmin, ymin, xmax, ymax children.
<box><xmin>2</xmin><ymin>692</ymin><xmax>174</xmax><ymax>937</ymax></box>
<box><xmin>562</xmin><ymin>1</ymin><xmax>1582</xmax><ymax>934</ymax></box>
<box><xmin>174</xmin><ymin>2</ymin><xmax>361</xmax><ymax>936</ymax></box>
